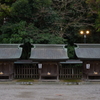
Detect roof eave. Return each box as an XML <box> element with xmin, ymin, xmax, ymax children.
<box><xmin>30</xmin><ymin>58</ymin><xmax>69</xmax><ymax>61</ymax></box>
<box><xmin>0</xmin><ymin>58</ymin><xmax>20</xmax><ymax>61</ymax></box>
<box><xmin>75</xmin><ymin>57</ymin><xmax>100</xmax><ymax>60</ymax></box>
<box><xmin>60</xmin><ymin>60</ymin><xmax>83</xmax><ymax>64</ymax></box>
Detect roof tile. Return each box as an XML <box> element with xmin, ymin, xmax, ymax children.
<box><xmin>0</xmin><ymin>44</ymin><xmax>22</xmax><ymax>60</ymax></box>
<box><xmin>30</xmin><ymin>44</ymin><xmax>68</xmax><ymax>60</ymax></box>
<box><xmin>75</xmin><ymin>44</ymin><xmax>100</xmax><ymax>59</ymax></box>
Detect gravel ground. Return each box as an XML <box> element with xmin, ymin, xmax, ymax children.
<box><xmin>0</xmin><ymin>84</ymin><xmax>100</xmax><ymax>100</ymax></box>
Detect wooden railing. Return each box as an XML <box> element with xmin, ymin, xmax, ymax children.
<box><xmin>59</xmin><ymin>66</ymin><xmax>82</xmax><ymax>79</ymax></box>
<box><xmin>14</xmin><ymin>64</ymin><xmax>39</xmax><ymax>79</ymax></box>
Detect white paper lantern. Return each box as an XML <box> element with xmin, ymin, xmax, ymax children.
<box><xmin>38</xmin><ymin>64</ymin><xmax>42</xmax><ymax>69</ymax></box>
<box><xmin>86</xmin><ymin>64</ymin><xmax>90</xmax><ymax>69</ymax></box>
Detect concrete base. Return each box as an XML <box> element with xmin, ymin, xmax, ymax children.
<box><xmin>88</xmin><ymin>79</ymin><xmax>100</xmax><ymax>82</ymax></box>
<box><xmin>40</xmin><ymin>79</ymin><xmax>59</xmax><ymax>82</ymax></box>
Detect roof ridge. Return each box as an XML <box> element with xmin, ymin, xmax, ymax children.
<box><xmin>0</xmin><ymin>44</ymin><xmax>21</xmax><ymax>48</ymax></box>
<box><xmin>75</xmin><ymin>43</ymin><xmax>100</xmax><ymax>48</ymax></box>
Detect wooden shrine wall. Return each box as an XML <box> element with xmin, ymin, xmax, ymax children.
<box><xmin>0</xmin><ymin>61</ymin><xmax>14</xmax><ymax>79</ymax></box>
<box><xmin>83</xmin><ymin>60</ymin><xmax>100</xmax><ymax>79</ymax></box>
<box><xmin>14</xmin><ymin>64</ymin><xmax>39</xmax><ymax>79</ymax></box>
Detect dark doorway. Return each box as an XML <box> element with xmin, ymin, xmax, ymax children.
<box><xmin>42</xmin><ymin>76</ymin><xmax>57</xmax><ymax>79</ymax></box>
<box><xmin>89</xmin><ymin>76</ymin><xmax>100</xmax><ymax>79</ymax></box>
<box><xmin>0</xmin><ymin>76</ymin><xmax>9</xmax><ymax>79</ymax></box>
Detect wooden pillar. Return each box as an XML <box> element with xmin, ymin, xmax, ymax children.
<box><xmin>39</xmin><ymin>69</ymin><xmax>41</xmax><ymax>80</ymax></box>
<box><xmin>57</xmin><ymin>63</ymin><xmax>59</xmax><ymax>80</ymax></box>
<box><xmin>38</xmin><ymin>63</ymin><xmax>42</xmax><ymax>80</ymax></box>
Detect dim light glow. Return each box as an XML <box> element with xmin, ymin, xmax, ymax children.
<box><xmin>80</xmin><ymin>31</ymin><xmax>84</xmax><ymax>34</ymax></box>
<box><xmin>47</xmin><ymin>72</ymin><xmax>51</xmax><ymax>75</ymax></box>
<box><xmin>80</xmin><ymin>30</ymin><xmax>90</xmax><ymax>35</ymax></box>
<box><xmin>86</xmin><ymin>30</ymin><xmax>90</xmax><ymax>34</ymax></box>
<box><xmin>0</xmin><ymin>72</ymin><xmax>3</xmax><ymax>75</ymax></box>
<box><xmin>94</xmin><ymin>71</ymin><xmax>98</xmax><ymax>74</ymax></box>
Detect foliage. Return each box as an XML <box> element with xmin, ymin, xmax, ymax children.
<box><xmin>67</xmin><ymin>45</ymin><xmax>75</xmax><ymax>59</ymax></box>
<box><xmin>52</xmin><ymin>0</ymin><xmax>94</xmax><ymax>44</ymax></box>
<box><xmin>0</xmin><ymin>0</ymin><xmax>100</xmax><ymax>45</ymax></box>
<box><xmin>35</xmin><ymin>33</ymin><xmax>66</xmax><ymax>44</ymax></box>
<box><xmin>0</xmin><ymin>21</ymin><xmax>27</xmax><ymax>43</ymax></box>
<box><xmin>11</xmin><ymin>0</ymin><xmax>32</xmax><ymax>21</ymax></box>
<box><xmin>0</xmin><ymin>20</ymin><xmax>66</xmax><ymax>43</ymax></box>
<box><xmin>86</xmin><ymin>0</ymin><xmax>100</xmax><ymax>31</ymax></box>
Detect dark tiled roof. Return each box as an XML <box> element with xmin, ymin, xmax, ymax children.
<box><xmin>30</xmin><ymin>44</ymin><xmax>68</xmax><ymax>60</ymax></box>
<box><xmin>60</xmin><ymin>60</ymin><xmax>83</xmax><ymax>64</ymax></box>
<box><xmin>75</xmin><ymin>44</ymin><xmax>100</xmax><ymax>59</ymax></box>
<box><xmin>14</xmin><ymin>60</ymin><xmax>38</xmax><ymax>64</ymax></box>
<box><xmin>0</xmin><ymin>44</ymin><xmax>22</xmax><ymax>60</ymax></box>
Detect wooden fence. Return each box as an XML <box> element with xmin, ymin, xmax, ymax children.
<box><xmin>59</xmin><ymin>65</ymin><xmax>82</xmax><ymax>79</ymax></box>
<box><xmin>14</xmin><ymin>64</ymin><xmax>82</xmax><ymax>80</ymax></box>
<box><xmin>14</xmin><ymin>64</ymin><xmax>39</xmax><ymax>79</ymax></box>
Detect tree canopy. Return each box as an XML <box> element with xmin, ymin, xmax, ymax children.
<box><xmin>0</xmin><ymin>0</ymin><xmax>100</xmax><ymax>44</ymax></box>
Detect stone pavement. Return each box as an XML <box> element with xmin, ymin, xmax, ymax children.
<box><xmin>0</xmin><ymin>83</ymin><xmax>100</xmax><ymax>100</ymax></box>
